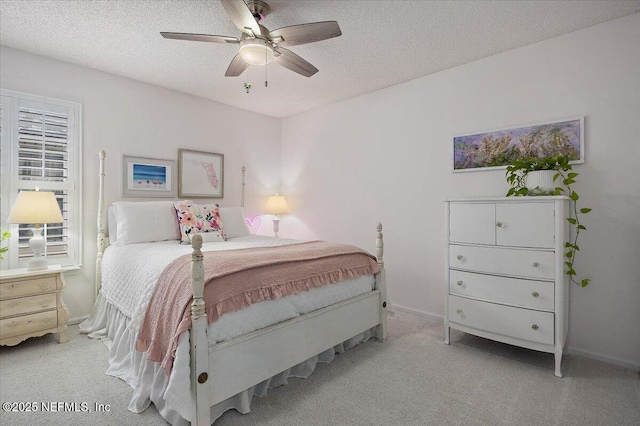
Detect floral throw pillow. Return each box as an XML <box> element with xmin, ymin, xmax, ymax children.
<box><xmin>173</xmin><ymin>202</ymin><xmax>227</xmax><ymax>244</ymax></box>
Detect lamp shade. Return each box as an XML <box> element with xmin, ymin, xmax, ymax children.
<box><xmin>7</xmin><ymin>190</ymin><xmax>64</xmax><ymax>225</ymax></box>
<box><xmin>265</xmin><ymin>195</ymin><xmax>288</xmax><ymax>215</ymax></box>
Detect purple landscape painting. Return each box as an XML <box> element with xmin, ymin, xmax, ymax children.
<box><xmin>453</xmin><ymin>117</ymin><xmax>583</xmax><ymax>171</ymax></box>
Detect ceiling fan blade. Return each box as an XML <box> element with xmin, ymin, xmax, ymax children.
<box><xmin>273</xmin><ymin>47</ymin><xmax>318</xmax><ymax>77</ymax></box>
<box><xmin>220</xmin><ymin>0</ymin><xmax>261</xmax><ymax>36</ymax></box>
<box><xmin>161</xmin><ymin>32</ymin><xmax>239</xmax><ymax>44</ymax></box>
<box><xmin>269</xmin><ymin>21</ymin><xmax>342</xmax><ymax>47</ymax></box>
<box><xmin>225</xmin><ymin>54</ymin><xmax>249</xmax><ymax>77</ymax></box>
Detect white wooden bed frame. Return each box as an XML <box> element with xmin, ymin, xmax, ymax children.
<box><xmin>95</xmin><ymin>150</ymin><xmax>387</xmax><ymax>425</ymax></box>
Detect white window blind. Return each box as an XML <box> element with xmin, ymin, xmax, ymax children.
<box><xmin>1</xmin><ymin>90</ymin><xmax>82</xmax><ymax>269</ymax></box>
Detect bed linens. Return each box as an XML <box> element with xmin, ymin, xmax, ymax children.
<box><xmin>84</xmin><ymin>235</ymin><xmax>377</xmax><ymax>424</ymax></box>
<box><xmin>137</xmin><ymin>240</ymin><xmax>380</xmax><ymax>374</ymax></box>
<box><xmin>100</xmin><ymin>235</ymin><xmax>302</xmax><ymax>329</ymax></box>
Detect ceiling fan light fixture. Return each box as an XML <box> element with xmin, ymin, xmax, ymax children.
<box><xmin>239</xmin><ymin>39</ymin><xmax>274</xmax><ymax>66</ymax></box>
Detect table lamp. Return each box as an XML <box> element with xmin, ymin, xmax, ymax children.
<box><xmin>265</xmin><ymin>194</ymin><xmax>288</xmax><ymax>237</ymax></box>
<box><xmin>7</xmin><ymin>188</ymin><xmax>64</xmax><ymax>271</ymax></box>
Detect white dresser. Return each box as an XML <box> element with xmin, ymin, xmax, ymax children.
<box><xmin>444</xmin><ymin>196</ymin><xmax>569</xmax><ymax>377</ymax></box>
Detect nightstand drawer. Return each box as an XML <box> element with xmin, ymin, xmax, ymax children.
<box><xmin>0</xmin><ymin>276</ymin><xmax>59</xmax><ymax>299</ymax></box>
<box><xmin>0</xmin><ymin>293</ymin><xmax>57</xmax><ymax>319</ymax></box>
<box><xmin>449</xmin><ymin>244</ymin><xmax>555</xmax><ymax>280</ymax></box>
<box><xmin>448</xmin><ymin>295</ymin><xmax>554</xmax><ymax>345</ymax></box>
<box><xmin>449</xmin><ymin>270</ymin><xmax>554</xmax><ymax>310</ymax></box>
<box><xmin>0</xmin><ymin>310</ymin><xmax>58</xmax><ymax>339</ymax></box>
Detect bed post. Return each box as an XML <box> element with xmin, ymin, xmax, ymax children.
<box><xmin>190</xmin><ymin>234</ymin><xmax>210</xmax><ymax>426</ymax></box>
<box><xmin>241</xmin><ymin>166</ymin><xmax>246</xmax><ymax>208</ymax></box>
<box><xmin>375</xmin><ymin>222</ymin><xmax>387</xmax><ymax>341</ymax></box>
<box><xmin>96</xmin><ymin>150</ymin><xmax>107</xmax><ymax>297</ymax></box>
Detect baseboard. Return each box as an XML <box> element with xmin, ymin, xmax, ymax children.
<box><xmin>392</xmin><ymin>304</ymin><xmax>640</xmax><ymax>372</ymax></box>
<box><xmin>566</xmin><ymin>347</ymin><xmax>639</xmax><ymax>372</ymax></box>
<box><xmin>391</xmin><ymin>303</ymin><xmax>443</xmax><ymax>323</ymax></box>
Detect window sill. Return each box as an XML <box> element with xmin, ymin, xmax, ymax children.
<box><xmin>62</xmin><ymin>265</ymin><xmax>82</xmax><ymax>276</ymax></box>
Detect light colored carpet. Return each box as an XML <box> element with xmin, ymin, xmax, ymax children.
<box><xmin>0</xmin><ymin>312</ymin><xmax>638</xmax><ymax>425</ymax></box>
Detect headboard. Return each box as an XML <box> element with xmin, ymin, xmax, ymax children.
<box><xmin>95</xmin><ymin>151</ymin><xmax>247</xmax><ymax>296</ymax></box>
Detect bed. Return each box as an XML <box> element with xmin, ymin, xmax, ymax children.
<box><xmin>80</xmin><ymin>151</ymin><xmax>388</xmax><ymax>425</ymax></box>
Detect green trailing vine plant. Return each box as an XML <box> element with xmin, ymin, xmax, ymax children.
<box><xmin>505</xmin><ymin>155</ymin><xmax>591</xmax><ymax>287</ymax></box>
<box><xmin>0</xmin><ymin>230</ymin><xmax>10</xmax><ymax>260</ymax></box>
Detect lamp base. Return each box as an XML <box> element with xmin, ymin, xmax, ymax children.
<box><xmin>27</xmin><ymin>257</ymin><xmax>48</xmax><ymax>271</ymax></box>
<box><xmin>272</xmin><ymin>217</ymin><xmax>280</xmax><ymax>238</ymax></box>
<box><xmin>27</xmin><ymin>228</ymin><xmax>48</xmax><ymax>271</ymax></box>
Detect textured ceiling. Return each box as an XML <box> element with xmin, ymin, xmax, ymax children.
<box><xmin>1</xmin><ymin>1</ymin><xmax>639</xmax><ymax>118</ymax></box>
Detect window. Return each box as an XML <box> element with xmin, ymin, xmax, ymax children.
<box><xmin>1</xmin><ymin>90</ymin><xmax>82</xmax><ymax>269</ymax></box>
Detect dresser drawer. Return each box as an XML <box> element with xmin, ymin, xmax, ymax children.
<box><xmin>0</xmin><ymin>276</ymin><xmax>60</xmax><ymax>299</ymax></box>
<box><xmin>448</xmin><ymin>295</ymin><xmax>554</xmax><ymax>345</ymax></box>
<box><xmin>0</xmin><ymin>293</ymin><xmax>57</xmax><ymax>319</ymax></box>
<box><xmin>449</xmin><ymin>270</ymin><xmax>554</xmax><ymax>311</ymax></box>
<box><xmin>0</xmin><ymin>310</ymin><xmax>58</xmax><ymax>339</ymax></box>
<box><xmin>450</xmin><ymin>244</ymin><xmax>555</xmax><ymax>280</ymax></box>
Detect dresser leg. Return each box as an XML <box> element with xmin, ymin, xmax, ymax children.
<box><xmin>58</xmin><ymin>332</ymin><xmax>69</xmax><ymax>344</ymax></box>
<box><xmin>444</xmin><ymin>324</ymin><xmax>450</xmax><ymax>345</ymax></box>
<box><xmin>554</xmin><ymin>350</ymin><xmax>563</xmax><ymax>377</ymax></box>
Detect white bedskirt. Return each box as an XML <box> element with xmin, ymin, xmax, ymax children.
<box><xmin>80</xmin><ymin>293</ymin><xmax>373</xmax><ymax>425</ymax></box>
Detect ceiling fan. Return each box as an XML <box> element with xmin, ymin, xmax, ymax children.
<box><xmin>160</xmin><ymin>0</ymin><xmax>342</xmax><ymax>78</ymax></box>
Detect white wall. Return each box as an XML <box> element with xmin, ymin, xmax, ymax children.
<box><xmin>281</xmin><ymin>14</ymin><xmax>640</xmax><ymax>368</ymax></box>
<box><xmin>0</xmin><ymin>46</ymin><xmax>282</xmax><ymax>322</ymax></box>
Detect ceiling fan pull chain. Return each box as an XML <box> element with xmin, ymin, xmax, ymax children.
<box><xmin>265</xmin><ymin>40</ymin><xmax>269</xmax><ymax>88</ymax></box>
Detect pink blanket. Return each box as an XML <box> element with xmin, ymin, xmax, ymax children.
<box><xmin>135</xmin><ymin>241</ymin><xmax>381</xmax><ymax>374</ymax></box>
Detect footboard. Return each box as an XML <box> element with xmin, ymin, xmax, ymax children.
<box><xmin>189</xmin><ymin>225</ymin><xmax>387</xmax><ymax>425</ymax></box>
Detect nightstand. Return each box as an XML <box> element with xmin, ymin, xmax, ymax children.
<box><xmin>0</xmin><ymin>266</ymin><xmax>69</xmax><ymax>346</ymax></box>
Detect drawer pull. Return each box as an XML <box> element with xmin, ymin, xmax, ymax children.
<box><xmin>456</xmin><ymin>255</ymin><xmax>465</xmax><ymax>261</ymax></box>
<box><xmin>531</xmin><ymin>324</ymin><xmax>539</xmax><ymax>331</ymax></box>
<box><xmin>456</xmin><ymin>309</ymin><xmax>463</xmax><ymax>315</ymax></box>
<box><xmin>496</xmin><ymin>222</ymin><xmax>503</xmax><ymax>228</ymax></box>
<box><xmin>456</xmin><ymin>280</ymin><xmax>464</xmax><ymax>286</ymax></box>
<box><xmin>532</xmin><ymin>262</ymin><xmax>540</xmax><ymax>268</ymax></box>
<box><xmin>532</xmin><ymin>292</ymin><xmax>540</xmax><ymax>298</ymax></box>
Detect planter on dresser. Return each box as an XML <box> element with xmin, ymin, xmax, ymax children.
<box><xmin>444</xmin><ymin>196</ymin><xmax>570</xmax><ymax>377</ymax></box>
<box><xmin>524</xmin><ymin>170</ymin><xmax>556</xmax><ymax>193</ymax></box>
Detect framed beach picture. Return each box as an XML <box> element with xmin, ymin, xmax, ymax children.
<box><xmin>123</xmin><ymin>155</ymin><xmax>175</xmax><ymax>197</ymax></box>
<box><xmin>453</xmin><ymin>117</ymin><xmax>584</xmax><ymax>172</ymax></box>
<box><xmin>178</xmin><ymin>149</ymin><xmax>224</xmax><ymax>198</ymax></box>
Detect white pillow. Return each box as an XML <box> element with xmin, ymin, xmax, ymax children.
<box><xmin>108</xmin><ymin>206</ymin><xmax>117</xmax><ymax>245</ymax></box>
<box><xmin>113</xmin><ymin>201</ymin><xmax>182</xmax><ymax>245</ymax></box>
<box><xmin>219</xmin><ymin>207</ymin><xmax>251</xmax><ymax>238</ymax></box>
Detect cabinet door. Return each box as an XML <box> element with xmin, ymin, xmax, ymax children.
<box><xmin>449</xmin><ymin>203</ymin><xmax>495</xmax><ymax>245</ymax></box>
<box><xmin>496</xmin><ymin>202</ymin><xmax>555</xmax><ymax>248</ymax></box>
